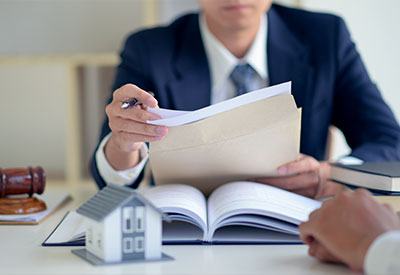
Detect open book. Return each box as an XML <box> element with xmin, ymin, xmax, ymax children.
<box><xmin>142</xmin><ymin>182</ymin><xmax>321</xmax><ymax>244</ymax></box>
<box><xmin>43</xmin><ymin>181</ymin><xmax>321</xmax><ymax>246</ymax></box>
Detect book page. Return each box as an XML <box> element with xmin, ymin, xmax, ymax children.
<box><xmin>147</xmin><ymin>82</ymin><xmax>291</xmax><ymax>126</ymax></box>
<box><xmin>43</xmin><ymin>211</ymin><xmax>85</xmax><ymax>246</ymax></box>
<box><xmin>141</xmin><ymin>184</ymin><xmax>208</xmax><ymax>233</ymax></box>
<box><xmin>206</xmin><ymin>182</ymin><xmax>321</xmax><ymax>240</ymax></box>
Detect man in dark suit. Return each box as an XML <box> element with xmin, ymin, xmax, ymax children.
<box><xmin>90</xmin><ymin>0</ymin><xmax>400</xmax><ymax>197</ymax></box>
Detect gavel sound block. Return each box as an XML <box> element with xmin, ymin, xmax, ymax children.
<box><xmin>0</xmin><ymin>167</ymin><xmax>47</xmax><ymax>214</ymax></box>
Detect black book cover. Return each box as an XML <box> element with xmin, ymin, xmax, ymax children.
<box><xmin>332</xmin><ymin>162</ymin><xmax>400</xmax><ymax>178</ymax></box>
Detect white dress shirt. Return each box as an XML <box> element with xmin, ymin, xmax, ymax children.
<box><xmin>95</xmin><ymin>132</ymin><xmax>149</xmax><ymax>186</ymax></box>
<box><xmin>364</xmin><ymin>231</ymin><xmax>400</xmax><ymax>274</ymax></box>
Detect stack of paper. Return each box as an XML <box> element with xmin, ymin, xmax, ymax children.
<box><xmin>0</xmin><ymin>191</ymin><xmax>71</xmax><ymax>225</ymax></box>
<box><xmin>147</xmin><ymin>82</ymin><xmax>291</xmax><ymax>127</ymax></box>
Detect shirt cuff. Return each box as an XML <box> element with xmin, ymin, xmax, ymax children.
<box><xmin>364</xmin><ymin>230</ymin><xmax>400</xmax><ymax>275</ymax></box>
<box><xmin>95</xmin><ymin>133</ymin><xmax>148</xmax><ymax>186</ymax></box>
<box><xmin>337</xmin><ymin>156</ymin><xmax>364</xmax><ymax>165</ymax></box>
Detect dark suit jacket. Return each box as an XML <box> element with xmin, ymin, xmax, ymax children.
<box><xmin>91</xmin><ymin>4</ymin><xmax>400</xmax><ymax>189</ymax></box>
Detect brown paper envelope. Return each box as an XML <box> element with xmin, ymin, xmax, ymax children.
<box><xmin>149</xmin><ymin>94</ymin><xmax>301</xmax><ymax>195</ymax></box>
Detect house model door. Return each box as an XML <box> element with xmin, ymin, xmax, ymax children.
<box><xmin>121</xmin><ymin>202</ymin><xmax>145</xmax><ymax>260</ymax></box>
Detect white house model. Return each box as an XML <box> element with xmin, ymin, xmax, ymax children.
<box><xmin>75</xmin><ymin>184</ymin><xmax>170</xmax><ymax>264</ymax></box>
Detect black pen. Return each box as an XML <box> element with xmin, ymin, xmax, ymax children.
<box><xmin>121</xmin><ymin>91</ymin><xmax>155</xmax><ymax>109</ymax></box>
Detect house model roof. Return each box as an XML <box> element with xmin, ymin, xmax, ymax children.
<box><xmin>76</xmin><ymin>184</ymin><xmax>170</xmax><ymax>222</ymax></box>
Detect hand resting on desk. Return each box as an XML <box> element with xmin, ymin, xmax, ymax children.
<box><xmin>250</xmin><ymin>153</ymin><xmax>339</xmax><ymax>198</ymax></box>
<box><xmin>299</xmin><ymin>188</ymin><xmax>400</xmax><ymax>271</ymax></box>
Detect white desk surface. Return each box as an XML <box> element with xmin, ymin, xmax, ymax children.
<box><xmin>0</xmin><ymin>182</ymin><xmax>375</xmax><ymax>275</ymax></box>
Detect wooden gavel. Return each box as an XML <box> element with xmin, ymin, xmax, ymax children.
<box><xmin>0</xmin><ymin>167</ymin><xmax>46</xmax><ymax>198</ymax></box>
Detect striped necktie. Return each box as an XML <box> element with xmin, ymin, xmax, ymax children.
<box><xmin>230</xmin><ymin>63</ymin><xmax>257</xmax><ymax>96</ymax></box>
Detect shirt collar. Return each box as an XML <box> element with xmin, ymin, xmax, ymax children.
<box><xmin>199</xmin><ymin>13</ymin><xmax>268</xmax><ymax>92</ymax></box>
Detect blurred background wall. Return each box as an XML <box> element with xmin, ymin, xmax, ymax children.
<box><xmin>0</xmin><ymin>0</ymin><xmax>399</xmax><ymax>185</ymax></box>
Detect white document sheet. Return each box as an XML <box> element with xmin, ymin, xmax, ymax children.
<box><xmin>147</xmin><ymin>81</ymin><xmax>291</xmax><ymax>127</ymax></box>
<box><xmin>147</xmin><ymin>108</ymin><xmax>190</xmax><ymax>119</ymax></box>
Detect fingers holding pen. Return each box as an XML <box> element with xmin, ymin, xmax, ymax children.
<box><xmin>106</xmin><ymin>101</ymin><xmax>168</xmax><ymax>141</ymax></box>
<box><xmin>107</xmin><ymin>84</ymin><xmax>159</xmax><ymax>121</ymax></box>
<box><xmin>114</xmin><ymin>84</ymin><xmax>158</xmax><ymax>108</ymax></box>
<box><xmin>106</xmin><ymin>84</ymin><xmax>168</xmax><ymax>148</ymax></box>
<box><xmin>107</xmin><ymin>101</ymin><xmax>161</xmax><ymax>123</ymax></box>
<box><xmin>109</xmin><ymin>83</ymin><xmax>167</xmax><ymax>127</ymax></box>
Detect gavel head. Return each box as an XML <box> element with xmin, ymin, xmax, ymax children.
<box><xmin>0</xmin><ymin>167</ymin><xmax>46</xmax><ymax>198</ymax></box>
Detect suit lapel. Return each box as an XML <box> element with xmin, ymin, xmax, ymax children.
<box><xmin>267</xmin><ymin>6</ymin><xmax>314</xmax><ymax>109</ymax></box>
<box><xmin>167</xmin><ymin>15</ymin><xmax>211</xmax><ymax>111</ymax></box>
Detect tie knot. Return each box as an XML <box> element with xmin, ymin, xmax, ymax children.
<box><xmin>230</xmin><ymin>63</ymin><xmax>257</xmax><ymax>96</ymax></box>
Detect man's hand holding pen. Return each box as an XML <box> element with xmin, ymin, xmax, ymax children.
<box><xmin>104</xmin><ymin>84</ymin><xmax>168</xmax><ymax>170</ymax></box>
